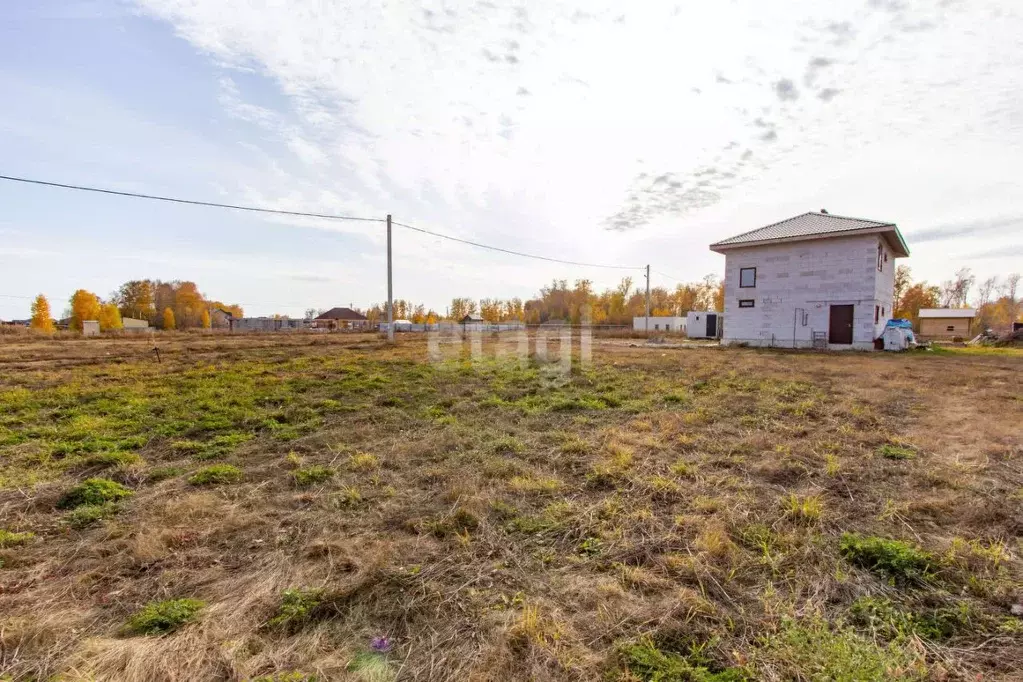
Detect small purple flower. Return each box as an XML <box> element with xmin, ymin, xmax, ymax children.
<box><xmin>370</xmin><ymin>636</ymin><xmax>392</xmax><ymax>653</ymax></box>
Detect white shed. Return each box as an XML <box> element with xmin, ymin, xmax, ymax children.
<box><xmin>633</xmin><ymin>316</ymin><xmax>686</xmax><ymax>333</ymax></box>
<box><xmin>686</xmin><ymin>312</ymin><xmax>722</xmax><ymax>339</ymax></box>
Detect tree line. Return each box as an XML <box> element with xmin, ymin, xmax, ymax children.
<box><xmin>894</xmin><ymin>266</ymin><xmax>1021</xmax><ymax>332</ymax></box>
<box><xmin>347</xmin><ymin>276</ymin><xmax>725</xmax><ymax>326</ymax></box>
<box><xmin>28</xmin><ymin>280</ymin><xmax>244</xmax><ymax>333</ymax></box>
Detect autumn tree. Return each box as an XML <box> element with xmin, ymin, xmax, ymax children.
<box><xmin>895</xmin><ymin>283</ymin><xmax>940</xmax><ymax>328</ymax></box>
<box><xmin>893</xmin><ymin>265</ymin><xmax>912</xmax><ymax>313</ymax></box>
<box><xmin>98</xmin><ymin>302</ymin><xmax>123</xmax><ymax>331</ymax></box>
<box><xmin>116</xmin><ymin>280</ymin><xmax>155</xmax><ymax>321</ymax></box>
<box><xmin>939</xmin><ymin>267</ymin><xmax>975</xmax><ymax>308</ymax></box>
<box><xmin>69</xmin><ymin>289</ymin><xmax>102</xmax><ymax>332</ymax></box>
<box><xmin>30</xmin><ymin>294</ymin><xmax>55</xmax><ymax>333</ymax></box>
<box><xmin>479</xmin><ymin>298</ymin><xmax>503</xmax><ymax>323</ymax></box>
<box><xmin>162</xmin><ymin>307</ymin><xmax>176</xmax><ymax>330</ymax></box>
<box><xmin>449</xmin><ymin>298</ymin><xmax>477</xmax><ymax>320</ymax></box>
<box><xmin>201</xmin><ymin>309</ymin><xmax>212</xmax><ymax>329</ymax></box>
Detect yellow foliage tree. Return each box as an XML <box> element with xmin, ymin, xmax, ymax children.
<box><xmin>69</xmin><ymin>289</ymin><xmax>102</xmax><ymax>332</ymax></box>
<box><xmin>30</xmin><ymin>294</ymin><xmax>55</xmax><ymax>333</ymax></box>
<box><xmin>201</xmin><ymin>309</ymin><xmax>211</xmax><ymax>329</ymax></box>
<box><xmin>98</xmin><ymin>303</ymin><xmax>123</xmax><ymax>331</ymax></box>
<box><xmin>162</xmin><ymin>307</ymin><xmax>176</xmax><ymax>330</ymax></box>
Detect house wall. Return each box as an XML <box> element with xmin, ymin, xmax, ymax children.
<box><xmin>720</xmin><ymin>234</ymin><xmax>895</xmax><ymax>349</ymax></box>
<box><xmin>919</xmin><ymin>318</ymin><xmax>973</xmax><ymax>339</ymax></box>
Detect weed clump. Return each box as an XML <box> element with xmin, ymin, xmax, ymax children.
<box><xmin>63</xmin><ymin>502</ymin><xmax>120</xmax><ymax>529</ymax></box>
<box><xmin>614</xmin><ymin>637</ymin><xmax>746</xmax><ymax>681</ymax></box>
<box><xmin>268</xmin><ymin>588</ymin><xmax>324</xmax><ymax>632</ymax></box>
<box><xmin>147</xmin><ymin>465</ymin><xmax>186</xmax><ymax>482</ymax></box>
<box><xmin>78</xmin><ymin>451</ymin><xmax>143</xmax><ymax>469</ymax></box>
<box><xmin>753</xmin><ymin>616</ymin><xmax>926</xmax><ymax>680</ymax></box>
<box><xmin>781</xmin><ymin>494</ymin><xmax>823</xmax><ymax>524</ymax></box>
<box><xmin>849</xmin><ymin>596</ymin><xmax>975</xmax><ymax>641</ymax></box>
<box><xmin>0</xmin><ymin>529</ymin><xmax>35</xmax><ymax>547</ymax></box>
<box><xmin>491</xmin><ymin>436</ymin><xmax>525</xmax><ymax>454</ymax></box>
<box><xmin>188</xmin><ymin>464</ymin><xmax>243</xmax><ymax>486</ymax></box>
<box><xmin>348</xmin><ymin>452</ymin><xmax>379</xmax><ymax>472</ymax></box>
<box><xmin>292</xmin><ymin>465</ymin><xmax>334</xmax><ymax>487</ymax></box>
<box><xmin>423</xmin><ymin>507</ymin><xmax>480</xmax><ymax>538</ymax></box>
<box><xmin>878</xmin><ymin>444</ymin><xmax>916</xmax><ymax>460</ymax></box>
<box><xmin>57</xmin><ymin>478</ymin><xmax>133</xmax><ymax>509</ymax></box>
<box><xmin>839</xmin><ymin>534</ymin><xmax>935</xmax><ymax>583</ymax></box>
<box><xmin>123</xmin><ymin>598</ymin><xmax>205</xmax><ymax>635</ymax></box>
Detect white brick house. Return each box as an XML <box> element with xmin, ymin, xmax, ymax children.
<box><xmin>709</xmin><ymin>212</ymin><xmax>910</xmax><ymax>350</ymax></box>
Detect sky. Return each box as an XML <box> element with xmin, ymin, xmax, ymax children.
<box><xmin>1</xmin><ymin>0</ymin><xmax>1021</xmax><ymax>319</ymax></box>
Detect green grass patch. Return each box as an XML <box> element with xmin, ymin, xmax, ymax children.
<box><xmin>878</xmin><ymin>444</ymin><xmax>916</xmax><ymax>460</ymax></box>
<box><xmin>123</xmin><ymin>598</ymin><xmax>205</xmax><ymax>635</ymax></box>
<box><xmin>849</xmin><ymin>596</ymin><xmax>976</xmax><ymax>642</ymax></box>
<box><xmin>614</xmin><ymin>636</ymin><xmax>747</xmax><ymax>681</ymax></box>
<box><xmin>57</xmin><ymin>478</ymin><xmax>133</xmax><ymax>509</ymax></box>
<box><xmin>76</xmin><ymin>451</ymin><xmax>144</xmax><ymax>469</ymax></box>
<box><xmin>268</xmin><ymin>588</ymin><xmax>324</xmax><ymax>632</ymax></box>
<box><xmin>188</xmin><ymin>464</ymin><xmax>243</xmax><ymax>486</ymax></box>
<box><xmin>292</xmin><ymin>465</ymin><xmax>335</xmax><ymax>487</ymax></box>
<box><xmin>147</xmin><ymin>465</ymin><xmax>186</xmax><ymax>482</ymax></box>
<box><xmin>0</xmin><ymin>529</ymin><xmax>35</xmax><ymax>548</ymax></box>
<box><xmin>63</xmin><ymin>502</ymin><xmax>121</xmax><ymax>529</ymax></box>
<box><xmin>753</xmin><ymin>616</ymin><xmax>926</xmax><ymax>680</ymax></box>
<box><xmin>839</xmin><ymin>534</ymin><xmax>936</xmax><ymax>583</ymax></box>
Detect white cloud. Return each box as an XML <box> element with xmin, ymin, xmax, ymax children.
<box><xmin>19</xmin><ymin>0</ymin><xmax>1017</xmax><ymax>312</ymax></box>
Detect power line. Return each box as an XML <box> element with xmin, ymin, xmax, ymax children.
<box><xmin>0</xmin><ymin>173</ymin><xmax>643</xmax><ymax>271</ymax></box>
<box><xmin>653</xmin><ymin>269</ymin><xmax>685</xmax><ymax>282</ymax></box>
<box><xmin>0</xmin><ymin>174</ymin><xmax>383</xmax><ymax>223</ymax></box>
<box><xmin>391</xmin><ymin>220</ymin><xmax>641</xmax><ymax>270</ymax></box>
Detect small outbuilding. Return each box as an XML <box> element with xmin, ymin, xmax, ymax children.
<box><xmin>686</xmin><ymin>311</ymin><xmax>722</xmax><ymax>339</ymax></box>
<box><xmin>633</xmin><ymin>316</ymin><xmax>686</xmax><ymax>333</ymax></box>
<box><xmin>917</xmin><ymin>309</ymin><xmax>976</xmax><ymax>340</ymax></box>
<box><xmin>313</xmin><ymin>307</ymin><xmax>369</xmax><ymax>330</ymax></box>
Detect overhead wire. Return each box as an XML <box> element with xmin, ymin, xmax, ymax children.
<box><xmin>0</xmin><ymin>174</ymin><xmax>643</xmax><ymax>270</ymax></box>
<box><xmin>390</xmin><ymin>220</ymin><xmax>642</xmax><ymax>270</ymax></box>
<box><xmin>0</xmin><ymin>174</ymin><xmax>384</xmax><ymax>223</ymax></box>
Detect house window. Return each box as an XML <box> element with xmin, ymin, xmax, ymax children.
<box><xmin>665</xmin><ymin>324</ymin><xmax>671</xmax><ymax>331</ymax></box>
<box><xmin>877</xmin><ymin>244</ymin><xmax>884</xmax><ymax>272</ymax></box>
<box><xmin>738</xmin><ymin>299</ymin><xmax>755</xmax><ymax>308</ymax></box>
<box><xmin>874</xmin><ymin>305</ymin><xmax>879</xmax><ymax>323</ymax></box>
<box><xmin>946</xmin><ymin>325</ymin><xmax>955</xmax><ymax>332</ymax></box>
<box><xmin>739</xmin><ymin>267</ymin><xmax>756</xmax><ymax>288</ymax></box>
<box><xmin>654</xmin><ymin>324</ymin><xmax>659</xmax><ymax>330</ymax></box>
<box><xmin>882</xmin><ymin>306</ymin><xmax>885</xmax><ymax>317</ymax></box>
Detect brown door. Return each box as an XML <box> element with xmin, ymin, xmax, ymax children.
<box><xmin>828</xmin><ymin>305</ymin><xmax>854</xmax><ymax>344</ymax></box>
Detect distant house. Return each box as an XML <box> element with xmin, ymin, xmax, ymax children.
<box><xmin>460</xmin><ymin>315</ymin><xmax>485</xmax><ymax>332</ymax></box>
<box><xmin>122</xmin><ymin>317</ymin><xmax>151</xmax><ymax>332</ymax></box>
<box><xmin>313</xmin><ymin>307</ymin><xmax>369</xmax><ymax>330</ymax></box>
<box><xmin>917</xmin><ymin>309</ymin><xmax>976</xmax><ymax>340</ymax></box>
<box><xmin>633</xmin><ymin>316</ymin><xmax>686</xmax><ymax>333</ymax></box>
<box><xmin>710</xmin><ymin>211</ymin><xmax>909</xmax><ymax>349</ymax></box>
<box><xmin>82</xmin><ymin>320</ymin><xmax>100</xmax><ymax>337</ymax></box>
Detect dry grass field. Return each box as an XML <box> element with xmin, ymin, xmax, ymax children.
<box><xmin>1</xmin><ymin>332</ymin><xmax>1021</xmax><ymax>681</ymax></box>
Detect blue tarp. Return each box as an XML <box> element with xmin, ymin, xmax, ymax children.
<box><xmin>884</xmin><ymin>318</ymin><xmax>913</xmax><ymax>329</ymax></box>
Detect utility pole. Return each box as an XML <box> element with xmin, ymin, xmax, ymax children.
<box><xmin>645</xmin><ymin>264</ymin><xmax>651</xmax><ymax>334</ymax></box>
<box><xmin>387</xmin><ymin>214</ymin><xmax>394</xmax><ymax>343</ymax></box>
